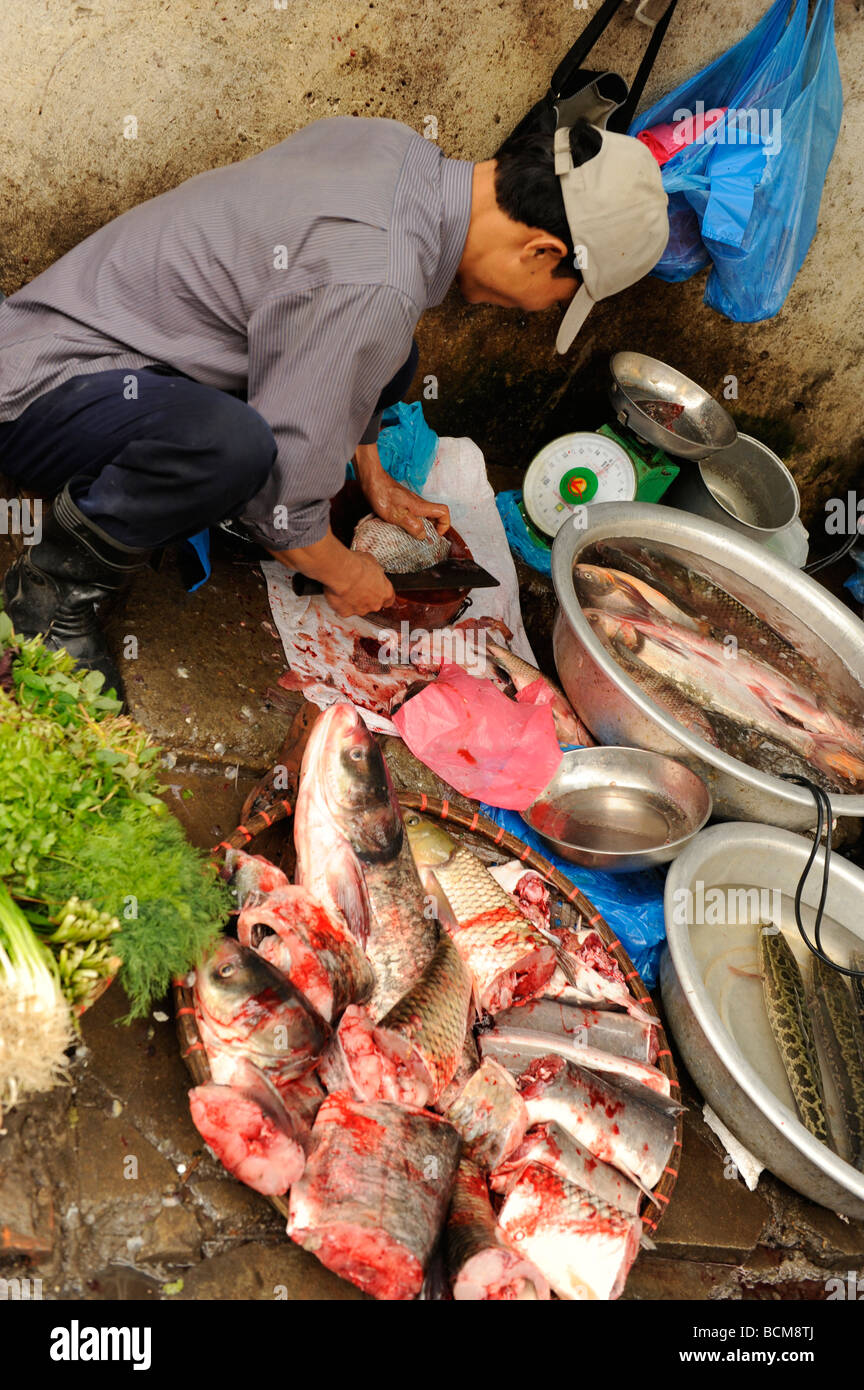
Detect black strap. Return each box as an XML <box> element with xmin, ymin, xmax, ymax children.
<box><xmin>548</xmin><ymin>0</ymin><xmax>679</xmax><ymax>123</ymax></box>
<box><xmin>550</xmin><ymin>0</ymin><xmax>628</xmax><ymax>97</ymax></box>
<box><xmin>609</xmin><ymin>0</ymin><xmax>681</xmax><ymax>132</ymax></box>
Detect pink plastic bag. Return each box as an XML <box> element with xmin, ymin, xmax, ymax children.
<box><xmin>392</xmin><ymin>663</ymin><xmax>562</xmax><ymax>811</ymax></box>
<box><xmin>636</xmin><ymin>108</ymin><xmax>727</xmax><ymax>165</ymax></box>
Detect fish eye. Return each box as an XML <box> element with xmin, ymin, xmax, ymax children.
<box><xmin>217</xmin><ymin>962</ymin><xmax>235</xmax><ymax>978</ymax></box>
<box><xmin>406</xmin><ymin>814</ymin><xmax>419</xmax><ymax>826</ymax></box>
<box><xmin>349</xmin><ymin>747</ymin><xmax>364</xmax><ymax>762</ymax></box>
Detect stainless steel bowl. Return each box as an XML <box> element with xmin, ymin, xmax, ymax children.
<box><xmin>523</xmin><ymin>746</ymin><xmax>712</xmax><ymax>872</ymax></box>
<box><xmin>551</xmin><ymin>501</ymin><xmax>864</xmax><ymax>828</ymax></box>
<box><xmin>662</xmin><ymin>822</ymin><xmax>864</xmax><ymax>1218</ymax></box>
<box><xmin>663</xmin><ymin>432</ymin><xmax>800</xmax><ymax>540</ymax></box>
<box><xmin>609</xmin><ymin>351</ymin><xmax>738</xmax><ymax>460</ymax></box>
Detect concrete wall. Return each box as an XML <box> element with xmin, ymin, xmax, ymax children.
<box><xmin>3</xmin><ymin>0</ymin><xmax>862</xmax><ymax>522</ymax></box>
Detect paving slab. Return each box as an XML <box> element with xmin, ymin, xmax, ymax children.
<box><xmin>173</xmin><ymin>1241</ymin><xmax>367</xmax><ymax>1301</ymax></box>
<box><xmin>103</xmin><ymin>545</ymin><xmax>291</xmax><ymax>770</ymax></box>
<box><xmin>653</xmin><ymin>1107</ymin><xmax>770</xmax><ymax>1264</ymax></box>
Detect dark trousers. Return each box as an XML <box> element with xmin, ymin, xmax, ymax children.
<box><xmin>0</xmin><ymin>343</ymin><xmax>419</xmax><ymax>550</ymax></box>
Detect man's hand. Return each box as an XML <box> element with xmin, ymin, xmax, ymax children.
<box><xmin>354</xmin><ymin>441</ymin><xmax>450</xmax><ymax>539</ymax></box>
<box><xmin>272</xmin><ymin>528</ymin><xmax>395</xmax><ymax>617</ymax></box>
<box><xmin>323</xmin><ymin>551</ymin><xmax>395</xmax><ymax>616</ymax></box>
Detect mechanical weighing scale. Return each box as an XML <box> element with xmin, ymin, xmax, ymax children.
<box><xmin>518</xmin><ymin>351</ymin><xmax>741</xmax><ymax>549</ymax></box>
<box><xmin>519</xmin><ymin>423</ymin><xmax>680</xmax><ymax>548</ymax></box>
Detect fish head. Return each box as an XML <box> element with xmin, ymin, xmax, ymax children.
<box><xmin>195</xmin><ymin>937</ymin><xmax>299</xmax><ymax>1021</ymax></box>
<box><xmin>573</xmin><ymin>565</ymin><xmax>624</xmax><ymax>609</ymax></box>
<box><xmin>196</xmin><ymin>936</ymin><xmax>328</xmax><ymax>1063</ymax></box>
<box><xmin>584</xmin><ymin>609</ymin><xmax>638</xmax><ymax>652</ymax></box>
<box><xmin>404</xmin><ymin>814</ymin><xmax>457</xmax><ymax>870</ymax></box>
<box><xmin>301</xmin><ymin>702</ymin><xmax>402</xmax><ymax>861</ymax></box>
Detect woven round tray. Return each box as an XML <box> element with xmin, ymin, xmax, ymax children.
<box><xmin>174</xmin><ymin>794</ymin><xmax>682</xmax><ymax>1234</ymax></box>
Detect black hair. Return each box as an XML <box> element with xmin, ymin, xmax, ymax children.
<box><xmin>494</xmin><ymin>109</ymin><xmax>601</xmax><ymax>278</ymax></box>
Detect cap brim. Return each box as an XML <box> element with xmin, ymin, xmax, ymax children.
<box><xmin>556</xmin><ymin>283</ymin><xmax>595</xmax><ymax>354</ymax></box>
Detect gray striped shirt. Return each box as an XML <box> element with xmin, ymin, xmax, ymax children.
<box><xmin>0</xmin><ymin>118</ymin><xmax>474</xmax><ymax>547</ymax></box>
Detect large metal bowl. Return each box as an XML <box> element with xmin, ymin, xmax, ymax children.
<box><xmin>662</xmin><ymin>433</ymin><xmax>800</xmax><ymax>541</ymax></box>
<box><xmin>662</xmin><ymin>822</ymin><xmax>864</xmax><ymax>1218</ymax></box>
<box><xmin>523</xmin><ymin>746</ymin><xmax>711</xmax><ymax>872</ymax></box>
<box><xmin>609</xmin><ymin>351</ymin><xmax>738</xmax><ymax>460</ymax></box>
<box><xmin>551</xmin><ymin>501</ymin><xmax>864</xmax><ymax>828</ymax></box>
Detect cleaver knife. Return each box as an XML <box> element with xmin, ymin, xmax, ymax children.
<box><xmin>293</xmin><ymin>559</ymin><xmax>500</xmax><ymax>596</ymax></box>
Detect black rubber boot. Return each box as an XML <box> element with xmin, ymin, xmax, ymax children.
<box><xmin>2</xmin><ymin>485</ymin><xmax>150</xmax><ymax>699</ymax></box>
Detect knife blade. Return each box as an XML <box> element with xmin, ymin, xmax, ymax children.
<box><xmin>293</xmin><ymin>560</ymin><xmax>500</xmax><ymax>597</ymax></box>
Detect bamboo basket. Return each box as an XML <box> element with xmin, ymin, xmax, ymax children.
<box><xmin>174</xmin><ymin>794</ymin><xmax>682</xmax><ymax>1236</ymax></box>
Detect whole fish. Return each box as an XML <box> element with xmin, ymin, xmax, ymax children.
<box><xmin>493</xmin><ymin>998</ymin><xmax>657</xmax><ymax>1064</ymax></box>
<box><xmin>405</xmin><ymin>816</ymin><xmax>556</xmax><ymax>1013</ymax></box>
<box><xmin>588</xmin><ymin>610</ymin><xmax>864</xmax><ymax>789</ymax></box>
<box><xmin>336</xmin><ymin>931</ymin><xmax>473</xmax><ymax>1107</ymax></box>
<box><xmin>194</xmin><ymin>937</ymin><xmax>328</xmax><ymax>1085</ymax></box>
<box><xmin>543</xmin><ymin>927</ymin><xmax>656</xmax><ymax>1026</ymax></box>
<box><xmin>589</xmin><ymin>619</ymin><xmax>724</xmax><ymax>748</ymax></box>
<box><xmin>498</xmin><ymin>1162</ymin><xmax>642</xmax><ymax>1301</ymax></box>
<box><xmin>237</xmin><ymin>884</ymin><xmax>375</xmax><ymax>1024</ymax></box>
<box><xmin>584</xmin><ymin>538</ymin><xmax>833</xmax><ymax>696</ymax></box>
<box><xmin>809</xmin><ymin>956</ymin><xmax>864</xmax><ymax>1170</ymax></box>
<box><xmin>287</xmin><ymin>1094</ymin><xmax>461</xmax><ymax>1300</ymax></box>
<box><xmin>295</xmin><ymin>702</ymin><xmax>438</xmax><ymax>1016</ymax></box>
<box><xmin>444</xmin><ymin>1057</ymin><xmax>528</xmax><ymax>1170</ymax></box>
<box><xmin>491</xmin><ymin>1120</ymin><xmax>642</xmax><ymax>1215</ymax></box>
<box><xmin>759</xmin><ymin>930</ymin><xmax>833</xmax><ymax>1147</ymax></box>
<box><xmin>479</xmin><ymin>1028</ymin><xmax>672</xmax><ymax>1099</ymax></box>
<box><xmin>573</xmin><ymin>563</ymin><xmax>700</xmax><ymax>630</ymax></box>
<box><xmin>351</xmin><ymin>512</ymin><xmax>451</xmax><ymax>573</ymax></box>
<box><xmin>446</xmin><ymin>1158</ymin><xmax>549</xmax><ymax>1300</ymax></box>
<box><xmin>189</xmin><ymin>1057</ymin><xmax>314</xmax><ymax>1196</ymax></box>
<box><xmin>517</xmin><ymin>1054</ymin><xmax>675</xmax><ymax>1192</ymax></box>
<box><xmin>482</xmin><ymin>639</ymin><xmax>594</xmax><ymax>748</ymax></box>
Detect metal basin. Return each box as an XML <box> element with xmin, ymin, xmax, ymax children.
<box><xmin>662</xmin><ymin>822</ymin><xmax>864</xmax><ymax>1218</ymax></box>
<box><xmin>663</xmin><ymin>433</ymin><xmax>800</xmax><ymax>541</ymax></box>
<box><xmin>609</xmin><ymin>351</ymin><xmax>737</xmax><ymax>460</ymax></box>
<box><xmin>551</xmin><ymin>501</ymin><xmax>864</xmax><ymax>828</ymax></box>
<box><xmin>523</xmin><ymin>746</ymin><xmax>711</xmax><ymax>872</ymax></box>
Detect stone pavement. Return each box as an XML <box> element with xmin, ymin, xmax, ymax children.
<box><xmin>1</xmin><ymin>535</ymin><xmax>863</xmax><ymax>1301</ymax></box>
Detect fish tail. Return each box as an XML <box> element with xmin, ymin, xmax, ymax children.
<box><xmin>820</xmin><ymin>745</ymin><xmax>864</xmax><ymax>785</ymax></box>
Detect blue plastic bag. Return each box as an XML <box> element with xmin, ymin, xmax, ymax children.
<box><xmin>478</xmin><ymin>801</ymin><xmax>668</xmax><ymax>989</ymax></box>
<box><xmin>844</xmin><ymin>543</ymin><xmax>864</xmax><ymax>605</ymax></box>
<box><xmin>631</xmin><ymin>0</ymin><xmax>802</xmax><ymax>284</ymax></box>
<box><xmin>702</xmin><ymin>0</ymin><xmax>842</xmax><ymax>321</ymax></box>
<box><xmin>375</xmin><ymin>401</ymin><xmax>439</xmax><ymax>493</ymax></box>
<box><xmin>495</xmin><ymin>490</ymin><xmax>552</xmax><ymax>577</ymax></box>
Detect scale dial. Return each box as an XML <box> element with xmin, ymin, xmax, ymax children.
<box><xmin>523</xmin><ymin>433</ymin><xmax>638</xmax><ymax>538</ymax></box>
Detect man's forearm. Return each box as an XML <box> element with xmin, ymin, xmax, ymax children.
<box><xmin>270</xmin><ymin>526</ymin><xmax>354</xmax><ymax>594</ymax></box>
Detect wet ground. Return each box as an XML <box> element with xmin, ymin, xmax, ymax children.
<box><xmin>1</xmin><ymin>530</ymin><xmax>863</xmax><ymax>1301</ymax></box>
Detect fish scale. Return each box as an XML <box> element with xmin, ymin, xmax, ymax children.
<box><xmin>759</xmin><ymin>931</ymin><xmax>833</xmax><ymax>1147</ymax></box>
<box><xmin>433</xmin><ymin>845</ymin><xmax>556</xmax><ymax>1011</ymax></box>
<box><xmin>446</xmin><ymin>1157</ymin><xmax>549</xmax><ymax>1300</ymax></box>
<box><xmin>351</xmin><ymin>513</ymin><xmax>451</xmax><ymax>573</ymax></box>
<box><xmin>809</xmin><ymin>956</ymin><xmax>864</xmax><ymax>1171</ymax></box>
<box><xmin>375</xmin><ymin>929</ymin><xmax>474</xmax><ymax>1098</ymax></box>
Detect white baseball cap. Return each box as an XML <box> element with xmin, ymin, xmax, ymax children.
<box><xmin>554</xmin><ymin>123</ymin><xmax>669</xmax><ymax>353</ymax></box>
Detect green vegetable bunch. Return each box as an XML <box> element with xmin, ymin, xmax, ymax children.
<box><xmin>0</xmin><ymin>613</ymin><xmax>230</xmax><ymax>1031</ymax></box>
